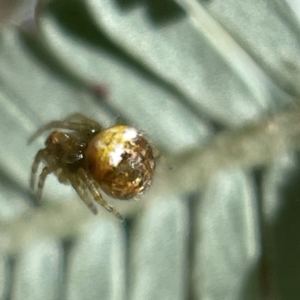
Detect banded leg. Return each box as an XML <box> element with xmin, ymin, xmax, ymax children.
<box><xmin>28</xmin><ymin>121</ymin><xmax>96</xmax><ymax>144</ymax></box>
<box><xmin>36</xmin><ymin>166</ymin><xmax>51</xmax><ymax>200</ymax></box>
<box><xmin>78</xmin><ymin>168</ymin><xmax>123</xmax><ymax>220</ymax></box>
<box><xmin>70</xmin><ymin>175</ymin><xmax>98</xmax><ymax>214</ymax></box>
<box><xmin>65</xmin><ymin>113</ymin><xmax>102</xmax><ymax>131</ymax></box>
<box><xmin>30</xmin><ymin>149</ymin><xmax>47</xmax><ymax>190</ymax></box>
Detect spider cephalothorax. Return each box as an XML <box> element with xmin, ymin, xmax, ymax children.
<box><xmin>30</xmin><ymin>114</ymin><xmax>156</xmax><ymax>219</ymax></box>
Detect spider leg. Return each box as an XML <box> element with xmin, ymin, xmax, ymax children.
<box><xmin>152</xmin><ymin>146</ymin><xmax>172</xmax><ymax>170</ymax></box>
<box><xmin>78</xmin><ymin>168</ymin><xmax>123</xmax><ymax>220</ymax></box>
<box><xmin>69</xmin><ymin>175</ymin><xmax>98</xmax><ymax>214</ymax></box>
<box><xmin>28</xmin><ymin>121</ymin><xmax>96</xmax><ymax>144</ymax></box>
<box><xmin>30</xmin><ymin>149</ymin><xmax>47</xmax><ymax>190</ymax></box>
<box><xmin>36</xmin><ymin>166</ymin><xmax>51</xmax><ymax>200</ymax></box>
<box><xmin>64</xmin><ymin>114</ymin><xmax>102</xmax><ymax>131</ymax></box>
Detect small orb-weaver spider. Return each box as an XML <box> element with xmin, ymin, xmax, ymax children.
<box><xmin>29</xmin><ymin>114</ymin><xmax>156</xmax><ymax>219</ymax></box>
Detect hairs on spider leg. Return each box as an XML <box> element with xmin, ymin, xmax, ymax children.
<box><xmin>28</xmin><ymin>120</ymin><xmax>97</xmax><ymax>144</ymax></box>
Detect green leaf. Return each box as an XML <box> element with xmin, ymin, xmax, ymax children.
<box><xmin>0</xmin><ymin>1</ymin><xmax>300</xmax><ymax>299</ymax></box>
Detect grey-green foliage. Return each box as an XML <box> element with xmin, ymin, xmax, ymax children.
<box><xmin>0</xmin><ymin>0</ymin><xmax>300</xmax><ymax>299</ymax></box>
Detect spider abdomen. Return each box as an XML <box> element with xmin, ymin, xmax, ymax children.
<box><xmin>85</xmin><ymin>125</ymin><xmax>155</xmax><ymax>199</ymax></box>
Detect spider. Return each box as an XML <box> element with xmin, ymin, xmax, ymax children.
<box><xmin>29</xmin><ymin>114</ymin><xmax>156</xmax><ymax>219</ymax></box>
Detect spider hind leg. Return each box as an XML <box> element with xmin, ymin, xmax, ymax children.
<box><xmin>70</xmin><ymin>175</ymin><xmax>98</xmax><ymax>214</ymax></box>
<box><xmin>65</xmin><ymin>114</ymin><xmax>102</xmax><ymax>131</ymax></box>
<box><xmin>78</xmin><ymin>168</ymin><xmax>123</xmax><ymax>220</ymax></box>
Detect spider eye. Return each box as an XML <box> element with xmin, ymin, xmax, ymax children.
<box><xmin>65</xmin><ymin>152</ymin><xmax>84</xmax><ymax>163</ymax></box>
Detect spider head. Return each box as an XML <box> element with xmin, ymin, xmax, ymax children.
<box><xmin>45</xmin><ymin>131</ymin><xmax>86</xmax><ymax>167</ymax></box>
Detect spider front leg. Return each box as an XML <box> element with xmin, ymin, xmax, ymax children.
<box><xmin>36</xmin><ymin>166</ymin><xmax>51</xmax><ymax>200</ymax></box>
<box><xmin>28</xmin><ymin>121</ymin><xmax>97</xmax><ymax>144</ymax></box>
<box><xmin>65</xmin><ymin>113</ymin><xmax>102</xmax><ymax>131</ymax></box>
<box><xmin>78</xmin><ymin>168</ymin><xmax>123</xmax><ymax>220</ymax></box>
<box><xmin>30</xmin><ymin>149</ymin><xmax>48</xmax><ymax>190</ymax></box>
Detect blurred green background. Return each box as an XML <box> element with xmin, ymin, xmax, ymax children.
<box><xmin>1</xmin><ymin>0</ymin><xmax>300</xmax><ymax>299</ymax></box>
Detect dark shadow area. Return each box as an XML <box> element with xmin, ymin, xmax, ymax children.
<box><xmin>114</xmin><ymin>0</ymin><xmax>185</xmax><ymax>25</ymax></box>
<box><xmin>239</xmin><ymin>262</ymin><xmax>263</xmax><ymax>300</ymax></box>
<box><xmin>242</xmin><ymin>158</ymin><xmax>300</xmax><ymax>299</ymax></box>
<box><xmin>3</xmin><ymin>257</ymin><xmax>15</xmax><ymax>300</ymax></box>
<box><xmin>267</xmin><ymin>154</ymin><xmax>300</xmax><ymax>299</ymax></box>
<box><xmin>115</xmin><ymin>0</ymin><xmax>140</xmax><ymax>10</ymax></box>
<box><xmin>251</xmin><ymin>167</ymin><xmax>275</xmax><ymax>300</ymax></box>
<box><xmin>59</xmin><ymin>238</ymin><xmax>76</xmax><ymax>300</ymax></box>
<box><xmin>187</xmin><ymin>192</ymin><xmax>202</xmax><ymax>300</ymax></box>
<box><xmin>122</xmin><ymin>215</ymin><xmax>136</xmax><ymax>300</ymax></box>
